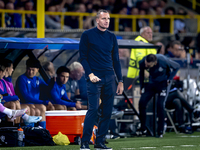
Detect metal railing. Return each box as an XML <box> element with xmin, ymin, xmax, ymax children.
<box><xmin>1</xmin><ymin>9</ymin><xmax>200</xmax><ymax>34</ymax></box>
<box><xmin>188</xmin><ymin>0</ymin><xmax>199</xmax><ymax>10</ymax></box>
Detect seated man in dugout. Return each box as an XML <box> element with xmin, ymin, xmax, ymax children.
<box><xmin>67</xmin><ymin>62</ymin><xmax>87</xmax><ymax>110</ymax></box>
<box><xmin>0</xmin><ymin>59</ymin><xmax>42</xmax><ymax>126</ymax></box>
<box><xmin>15</xmin><ymin>58</ymin><xmax>55</xmax><ymax>129</ymax></box>
<box><xmin>49</xmin><ymin>66</ymin><xmax>81</xmax><ymax>110</ymax></box>
<box><xmin>42</xmin><ymin>61</ymin><xmax>56</xmax><ymax>78</ymax></box>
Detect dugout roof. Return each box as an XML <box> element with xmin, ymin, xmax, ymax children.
<box><xmin>0</xmin><ymin>37</ymin><xmax>161</xmax><ymax>82</ymax></box>
<box><xmin>0</xmin><ymin>37</ymin><xmax>160</xmax><ymax>50</ymax></box>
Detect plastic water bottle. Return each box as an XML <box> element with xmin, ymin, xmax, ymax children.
<box><xmin>18</xmin><ymin>128</ymin><xmax>24</xmax><ymax>147</ymax></box>
<box><xmin>163</xmin><ymin>122</ymin><xmax>167</xmax><ymax>134</ymax></box>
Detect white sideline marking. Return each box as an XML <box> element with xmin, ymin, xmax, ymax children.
<box><xmin>180</xmin><ymin>145</ymin><xmax>194</xmax><ymax>147</ymax></box>
<box><xmin>179</xmin><ymin>135</ymin><xmax>200</xmax><ymax>138</ymax></box>
<box><xmin>163</xmin><ymin>146</ymin><xmax>175</xmax><ymax>148</ymax></box>
<box><xmin>140</xmin><ymin>147</ymin><xmax>157</xmax><ymax>149</ymax></box>
<box><xmin>121</xmin><ymin>144</ymin><xmax>199</xmax><ymax>150</ymax></box>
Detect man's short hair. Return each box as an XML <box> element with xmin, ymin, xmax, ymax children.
<box><xmin>0</xmin><ymin>65</ymin><xmax>5</xmax><ymax>72</ymax></box>
<box><xmin>140</xmin><ymin>26</ymin><xmax>150</xmax><ymax>35</ymax></box>
<box><xmin>96</xmin><ymin>9</ymin><xmax>109</xmax><ymax>18</ymax></box>
<box><xmin>26</xmin><ymin>58</ymin><xmax>40</xmax><ymax>68</ymax></box>
<box><xmin>68</xmin><ymin>62</ymin><xmax>83</xmax><ymax>72</ymax></box>
<box><xmin>170</xmin><ymin>40</ymin><xmax>181</xmax><ymax>48</ymax></box>
<box><xmin>0</xmin><ymin>60</ymin><xmax>6</xmax><ymax>72</ymax></box>
<box><xmin>42</xmin><ymin>61</ymin><xmax>53</xmax><ymax>71</ymax></box>
<box><xmin>146</xmin><ymin>54</ymin><xmax>157</xmax><ymax>63</ymax></box>
<box><xmin>3</xmin><ymin>59</ymin><xmax>13</xmax><ymax>68</ymax></box>
<box><xmin>56</xmin><ymin>66</ymin><xmax>70</xmax><ymax>75</ymax></box>
<box><xmin>165</xmin><ymin>6</ymin><xmax>176</xmax><ymax>15</ymax></box>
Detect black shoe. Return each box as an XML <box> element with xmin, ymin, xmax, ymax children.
<box><xmin>192</xmin><ymin>111</ymin><xmax>200</xmax><ymax>122</ymax></box>
<box><xmin>111</xmin><ymin>134</ymin><xmax>120</xmax><ymax>140</ymax></box>
<box><xmin>156</xmin><ymin>134</ymin><xmax>163</xmax><ymax>138</ymax></box>
<box><xmin>178</xmin><ymin>125</ymin><xmax>185</xmax><ymax>133</ymax></box>
<box><xmin>136</xmin><ymin>128</ymin><xmax>147</xmax><ymax>136</ymax></box>
<box><xmin>80</xmin><ymin>141</ymin><xmax>90</xmax><ymax>150</ymax></box>
<box><xmin>94</xmin><ymin>143</ymin><xmax>112</xmax><ymax>150</ymax></box>
<box><xmin>156</xmin><ymin>130</ymin><xmax>163</xmax><ymax>138</ymax></box>
<box><xmin>179</xmin><ymin>125</ymin><xmax>193</xmax><ymax>134</ymax></box>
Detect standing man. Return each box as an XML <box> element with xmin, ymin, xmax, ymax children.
<box><xmin>79</xmin><ymin>9</ymin><xmax>123</xmax><ymax>150</ymax></box>
<box><xmin>138</xmin><ymin>54</ymin><xmax>180</xmax><ymax>137</ymax></box>
<box><xmin>127</xmin><ymin>26</ymin><xmax>157</xmax><ymax>79</ymax></box>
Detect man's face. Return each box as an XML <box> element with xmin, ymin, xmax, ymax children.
<box><xmin>58</xmin><ymin>72</ymin><xmax>69</xmax><ymax>84</ymax></box>
<box><xmin>71</xmin><ymin>67</ymin><xmax>84</xmax><ymax>81</ymax></box>
<box><xmin>141</xmin><ymin>27</ymin><xmax>153</xmax><ymax>42</ymax></box>
<box><xmin>145</xmin><ymin>60</ymin><xmax>156</xmax><ymax>69</ymax></box>
<box><xmin>25</xmin><ymin>2</ymin><xmax>33</xmax><ymax>10</ymax></box>
<box><xmin>170</xmin><ymin>44</ymin><xmax>181</xmax><ymax>57</ymax></box>
<box><xmin>5</xmin><ymin>64</ymin><xmax>13</xmax><ymax>77</ymax></box>
<box><xmin>96</xmin><ymin>12</ymin><xmax>110</xmax><ymax>30</ymax></box>
<box><xmin>167</xmin><ymin>10</ymin><xmax>174</xmax><ymax>15</ymax></box>
<box><xmin>131</xmin><ymin>8</ymin><xmax>139</xmax><ymax>15</ymax></box>
<box><xmin>26</xmin><ymin>67</ymin><xmax>39</xmax><ymax>78</ymax></box>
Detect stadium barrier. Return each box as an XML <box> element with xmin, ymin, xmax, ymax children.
<box><xmin>0</xmin><ymin>9</ymin><xmax>200</xmax><ymax>34</ymax></box>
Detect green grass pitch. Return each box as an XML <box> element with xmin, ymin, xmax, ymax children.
<box><xmin>2</xmin><ymin>132</ymin><xmax>200</xmax><ymax>150</ymax></box>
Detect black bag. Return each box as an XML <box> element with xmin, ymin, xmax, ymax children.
<box><xmin>0</xmin><ymin>127</ymin><xmax>19</xmax><ymax>147</ymax></box>
<box><xmin>22</xmin><ymin>127</ymin><xmax>55</xmax><ymax>146</ymax></box>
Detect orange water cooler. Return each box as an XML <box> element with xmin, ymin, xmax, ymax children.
<box><xmin>45</xmin><ymin>110</ymin><xmax>87</xmax><ymax>144</ymax></box>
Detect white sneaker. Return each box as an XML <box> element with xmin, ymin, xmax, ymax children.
<box><xmin>111</xmin><ymin>111</ymin><xmax>124</xmax><ymax>119</ymax></box>
<box><xmin>9</xmin><ymin>108</ymin><xmax>28</xmax><ymax>121</ymax></box>
<box><xmin>24</xmin><ymin>116</ymin><xmax>42</xmax><ymax>125</ymax></box>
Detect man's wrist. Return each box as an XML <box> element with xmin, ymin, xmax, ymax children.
<box><xmin>89</xmin><ymin>73</ymin><xmax>94</xmax><ymax>78</ymax></box>
<box><xmin>118</xmin><ymin>80</ymin><xmax>123</xmax><ymax>83</ymax></box>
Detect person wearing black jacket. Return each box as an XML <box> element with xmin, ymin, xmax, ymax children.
<box><xmin>138</xmin><ymin>54</ymin><xmax>180</xmax><ymax>137</ymax></box>
<box><xmin>79</xmin><ymin>9</ymin><xmax>123</xmax><ymax>150</ymax></box>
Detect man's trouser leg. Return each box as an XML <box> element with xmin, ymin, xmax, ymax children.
<box><xmin>173</xmin><ymin>98</ymin><xmax>184</xmax><ymax>126</ymax></box>
<box><xmin>109</xmin><ymin>119</ymin><xmax>117</xmax><ymax>135</ymax></box>
<box><xmin>96</xmin><ymin>75</ymin><xmax>116</xmax><ymax>144</ymax></box>
<box><xmin>166</xmin><ymin>97</ymin><xmax>184</xmax><ymax>126</ymax></box>
<box><xmin>81</xmin><ymin>79</ymin><xmax>102</xmax><ymax>143</ymax></box>
<box><xmin>176</xmin><ymin>90</ymin><xmax>194</xmax><ymax>113</ymax></box>
<box><xmin>139</xmin><ymin>84</ymin><xmax>155</xmax><ymax>131</ymax></box>
<box><xmin>157</xmin><ymin>87</ymin><xmax>168</xmax><ymax>135</ymax></box>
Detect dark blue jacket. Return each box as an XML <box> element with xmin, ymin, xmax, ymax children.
<box><xmin>5</xmin><ymin>13</ymin><xmax>22</xmax><ymax>27</ymax></box>
<box><xmin>50</xmin><ymin>81</ymin><xmax>76</xmax><ymax>107</ymax></box>
<box><xmin>139</xmin><ymin>54</ymin><xmax>180</xmax><ymax>89</ymax></box>
<box><xmin>79</xmin><ymin>27</ymin><xmax>122</xmax><ymax>81</ymax></box>
<box><xmin>15</xmin><ymin>74</ymin><xmax>49</xmax><ymax>105</ymax></box>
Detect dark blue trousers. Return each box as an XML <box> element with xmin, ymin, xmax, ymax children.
<box><xmin>139</xmin><ymin>82</ymin><xmax>168</xmax><ymax>135</ymax></box>
<box><xmin>165</xmin><ymin>90</ymin><xmax>194</xmax><ymax>126</ymax></box>
<box><xmin>81</xmin><ymin>74</ymin><xmax>116</xmax><ymax>144</ymax></box>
